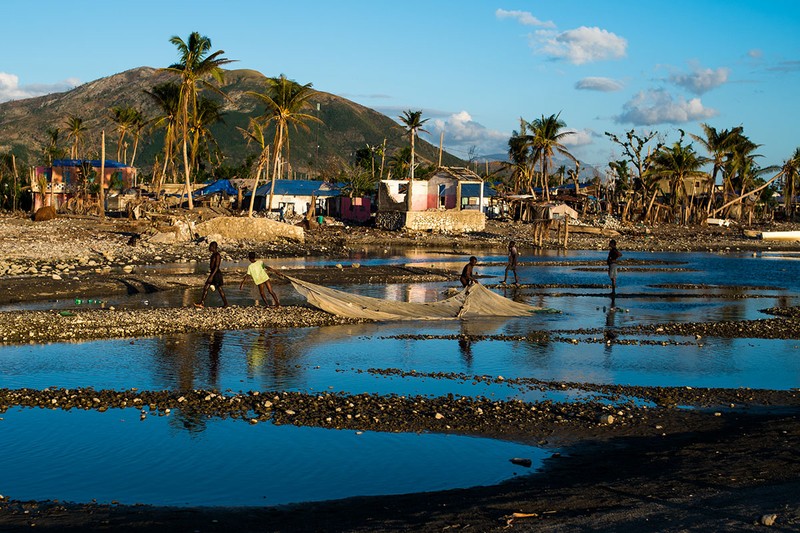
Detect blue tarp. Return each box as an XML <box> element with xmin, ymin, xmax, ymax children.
<box><xmin>52</xmin><ymin>159</ymin><xmax>129</xmax><ymax>169</ymax></box>
<box><xmin>193</xmin><ymin>179</ymin><xmax>238</xmax><ymax>197</ymax></box>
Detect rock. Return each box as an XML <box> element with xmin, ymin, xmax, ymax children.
<box><xmin>195</xmin><ymin>216</ymin><xmax>304</xmax><ymax>243</ymax></box>
<box><xmin>760</xmin><ymin>514</ymin><xmax>777</xmax><ymax>526</ymax></box>
<box><xmin>599</xmin><ymin>414</ymin><xmax>615</xmax><ymax>425</ymax></box>
<box><xmin>33</xmin><ymin>206</ymin><xmax>57</xmax><ymax>221</ymax></box>
<box><xmin>51</xmin><ymin>274</ymin><xmax>62</xmax><ymax>280</ymax></box>
<box><xmin>510</xmin><ymin>457</ymin><xmax>532</xmax><ymax>467</ymax></box>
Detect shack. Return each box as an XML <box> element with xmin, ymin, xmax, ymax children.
<box><xmin>375</xmin><ymin>167</ymin><xmax>486</xmax><ymax>232</ymax></box>
<box><xmin>32</xmin><ymin>159</ymin><xmax>136</xmax><ymax>211</ymax></box>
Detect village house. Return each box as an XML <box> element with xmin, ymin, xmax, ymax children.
<box><xmin>250</xmin><ymin>179</ymin><xmax>340</xmax><ymax>217</ymax></box>
<box><xmin>375</xmin><ymin>166</ymin><xmax>486</xmax><ymax>232</ymax></box>
<box><xmin>32</xmin><ymin>159</ymin><xmax>136</xmax><ymax>211</ymax></box>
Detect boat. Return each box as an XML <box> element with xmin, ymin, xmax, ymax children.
<box><xmin>760</xmin><ymin>231</ymin><xmax>800</xmax><ymax>241</ymax></box>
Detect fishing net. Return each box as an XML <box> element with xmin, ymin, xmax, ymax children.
<box><xmin>287</xmin><ymin>275</ymin><xmax>546</xmax><ymax>320</ymax></box>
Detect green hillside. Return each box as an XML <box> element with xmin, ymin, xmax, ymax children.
<box><xmin>0</xmin><ymin>67</ymin><xmax>464</xmax><ymax>180</ymax></box>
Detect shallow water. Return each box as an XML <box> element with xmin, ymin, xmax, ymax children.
<box><xmin>2</xmin><ymin>249</ymin><xmax>800</xmax><ymax>506</ymax></box>
<box><xmin>0</xmin><ymin>407</ymin><xmax>544</xmax><ymax>506</ymax></box>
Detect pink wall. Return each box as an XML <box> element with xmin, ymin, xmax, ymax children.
<box><xmin>340</xmin><ymin>197</ymin><xmax>372</xmax><ymax>222</ymax></box>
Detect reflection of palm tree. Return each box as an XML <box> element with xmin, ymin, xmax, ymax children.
<box><xmin>207</xmin><ymin>331</ymin><xmax>224</xmax><ymax>388</ymax></box>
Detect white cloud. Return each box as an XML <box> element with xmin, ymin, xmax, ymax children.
<box><xmin>748</xmin><ymin>49</ymin><xmax>763</xmax><ymax>59</ymax></box>
<box><xmin>561</xmin><ymin>129</ymin><xmax>594</xmax><ymax>147</ymax></box>
<box><xmin>428</xmin><ymin>110</ymin><xmax>509</xmax><ymax>157</ymax></box>
<box><xmin>495</xmin><ymin>9</ymin><xmax>555</xmax><ymax>28</ymax></box>
<box><xmin>538</xmin><ymin>26</ymin><xmax>627</xmax><ymax>65</ymax></box>
<box><xmin>0</xmin><ymin>72</ymin><xmax>79</xmax><ymax>103</ymax></box>
<box><xmin>616</xmin><ymin>89</ymin><xmax>717</xmax><ymax>125</ymax></box>
<box><xmin>669</xmin><ymin>66</ymin><xmax>730</xmax><ymax>94</ymax></box>
<box><xmin>575</xmin><ymin>77</ymin><xmax>624</xmax><ymax>92</ymax></box>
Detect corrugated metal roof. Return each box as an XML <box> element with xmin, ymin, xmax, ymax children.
<box><xmin>52</xmin><ymin>159</ymin><xmax>130</xmax><ymax>169</ymax></box>
<box><xmin>252</xmin><ymin>179</ymin><xmax>340</xmax><ymax>197</ymax></box>
<box><xmin>461</xmin><ymin>183</ymin><xmax>496</xmax><ymax>197</ymax></box>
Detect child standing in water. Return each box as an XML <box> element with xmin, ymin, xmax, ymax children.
<box><xmin>501</xmin><ymin>240</ymin><xmax>519</xmax><ymax>285</ymax></box>
<box><xmin>240</xmin><ymin>252</ymin><xmax>280</xmax><ymax>307</ymax></box>
<box><xmin>195</xmin><ymin>241</ymin><xmax>228</xmax><ymax>308</ymax></box>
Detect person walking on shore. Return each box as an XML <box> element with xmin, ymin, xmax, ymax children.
<box><xmin>239</xmin><ymin>252</ymin><xmax>280</xmax><ymax>307</ymax></box>
<box><xmin>607</xmin><ymin>239</ymin><xmax>622</xmax><ymax>295</ymax></box>
<box><xmin>195</xmin><ymin>241</ymin><xmax>228</xmax><ymax>308</ymax></box>
<box><xmin>501</xmin><ymin>240</ymin><xmax>519</xmax><ymax>285</ymax></box>
<box><xmin>460</xmin><ymin>256</ymin><xmax>478</xmax><ymax>287</ymax></box>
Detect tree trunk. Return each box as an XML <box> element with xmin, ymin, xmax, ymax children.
<box><xmin>182</xmin><ymin>136</ymin><xmax>193</xmax><ymax>210</ymax></box>
<box><xmin>249</xmin><ymin>147</ymin><xmax>268</xmax><ymax>217</ymax></box>
<box><xmin>269</xmin><ymin>126</ymin><xmax>284</xmax><ymax>213</ymax></box>
<box><xmin>710</xmin><ymin>170</ymin><xmax>782</xmax><ymax>217</ymax></box>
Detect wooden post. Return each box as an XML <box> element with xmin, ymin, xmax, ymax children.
<box><xmin>563</xmin><ymin>217</ymin><xmax>569</xmax><ymax>248</ymax></box>
<box><xmin>437</xmin><ymin>131</ymin><xmax>444</xmax><ymax>168</ymax></box>
<box><xmin>11</xmin><ymin>154</ymin><xmax>18</xmax><ymax>211</ymax></box>
<box><xmin>99</xmin><ymin>130</ymin><xmax>105</xmax><ymax>220</ymax></box>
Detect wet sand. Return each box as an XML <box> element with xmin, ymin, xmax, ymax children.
<box><xmin>1</xmin><ymin>215</ymin><xmax>800</xmax><ymax>531</ymax></box>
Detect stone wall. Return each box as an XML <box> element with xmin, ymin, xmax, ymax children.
<box><xmin>376</xmin><ymin>210</ymin><xmax>485</xmax><ymax>233</ymax></box>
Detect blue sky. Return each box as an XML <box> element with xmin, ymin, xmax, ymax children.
<box><xmin>2</xmin><ymin>0</ymin><xmax>798</xmax><ymax>172</ymax></box>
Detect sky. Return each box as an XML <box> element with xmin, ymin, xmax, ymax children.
<box><xmin>2</xmin><ymin>0</ymin><xmax>799</xmax><ymax>173</ymax></box>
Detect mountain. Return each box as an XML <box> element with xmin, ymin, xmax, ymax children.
<box><xmin>0</xmin><ymin>67</ymin><xmax>464</xmax><ymax>177</ymax></box>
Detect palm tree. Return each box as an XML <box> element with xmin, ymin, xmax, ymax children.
<box><xmin>399</xmin><ymin>110</ymin><xmax>429</xmax><ymax>181</ymax></box>
<box><xmin>248</xmin><ymin>74</ymin><xmax>321</xmax><ymax>212</ymax></box>
<box><xmin>645</xmin><ymin>132</ymin><xmax>708</xmax><ymax>222</ymax></box>
<box><xmin>110</xmin><ymin>106</ymin><xmax>139</xmax><ymax>163</ymax></box>
<box><xmin>237</xmin><ymin>118</ymin><xmax>270</xmax><ymax>217</ymax></box>
<box><xmin>64</xmin><ymin>115</ymin><xmax>88</xmax><ymax>160</ymax></box>
<box><xmin>782</xmin><ymin>148</ymin><xmax>800</xmax><ymax>219</ymax></box>
<box><xmin>690</xmin><ymin>124</ymin><xmax>744</xmax><ymax>213</ymax></box>
<box><xmin>387</xmin><ymin>147</ymin><xmax>412</xmax><ymax>180</ymax></box>
<box><xmin>190</xmin><ymin>96</ymin><xmax>225</xmax><ymax>180</ymax></box>
<box><xmin>164</xmin><ymin>31</ymin><xmax>233</xmax><ymax>210</ymax></box>
<box><xmin>146</xmin><ymin>82</ymin><xmax>182</xmax><ymax>195</ymax></box>
<box><xmin>507</xmin><ymin>118</ymin><xmax>533</xmax><ymax>195</ymax></box>
<box><xmin>527</xmin><ymin>113</ymin><xmax>575</xmax><ymax>202</ymax></box>
<box><xmin>43</xmin><ymin>127</ymin><xmax>63</xmax><ymax>165</ymax></box>
<box><xmin>128</xmin><ymin>109</ymin><xmax>148</xmax><ymax>169</ymax></box>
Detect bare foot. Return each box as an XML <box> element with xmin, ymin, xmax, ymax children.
<box><xmin>193</xmin><ymin>303</ymin><xmax>204</xmax><ymax>309</ymax></box>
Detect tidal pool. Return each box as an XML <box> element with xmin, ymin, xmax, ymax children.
<box><xmin>2</xmin><ymin>249</ymin><xmax>799</xmax><ymax>507</ymax></box>
<box><xmin>0</xmin><ymin>407</ymin><xmax>545</xmax><ymax>507</ymax></box>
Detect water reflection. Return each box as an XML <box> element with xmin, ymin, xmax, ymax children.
<box><xmin>0</xmin><ymin>407</ymin><xmax>546</xmax><ymax>507</ymax></box>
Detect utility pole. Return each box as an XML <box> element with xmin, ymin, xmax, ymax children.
<box><xmin>438</xmin><ymin>131</ymin><xmax>444</xmax><ymax>168</ymax></box>
<box><xmin>99</xmin><ymin>131</ymin><xmax>105</xmax><ymax>220</ymax></box>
